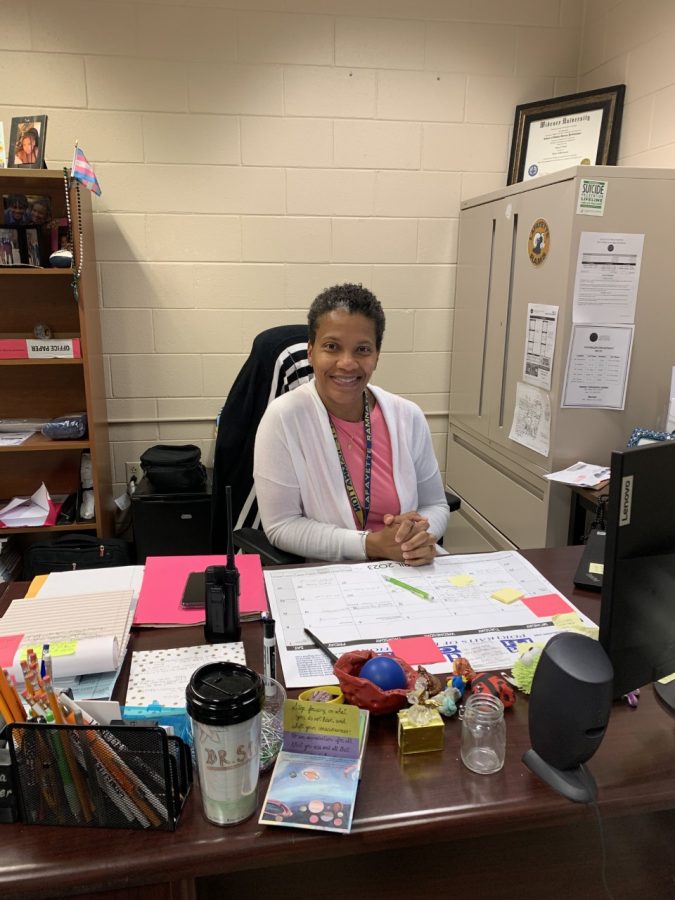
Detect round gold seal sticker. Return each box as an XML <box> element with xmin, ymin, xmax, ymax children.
<box><xmin>528</xmin><ymin>218</ymin><xmax>550</xmax><ymax>266</ymax></box>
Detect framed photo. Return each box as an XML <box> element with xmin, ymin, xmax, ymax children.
<box><xmin>507</xmin><ymin>85</ymin><xmax>625</xmax><ymax>185</ymax></box>
<box><xmin>627</xmin><ymin>427</ymin><xmax>675</xmax><ymax>448</ymax></box>
<box><xmin>0</xmin><ymin>228</ymin><xmax>21</xmax><ymax>265</ymax></box>
<box><xmin>8</xmin><ymin>115</ymin><xmax>48</xmax><ymax>169</ymax></box>
<box><xmin>2</xmin><ymin>193</ymin><xmax>52</xmax><ymax>227</ymax></box>
<box><xmin>51</xmin><ymin>219</ymin><xmax>70</xmax><ymax>253</ymax></box>
<box><xmin>25</xmin><ymin>228</ymin><xmax>42</xmax><ymax>266</ymax></box>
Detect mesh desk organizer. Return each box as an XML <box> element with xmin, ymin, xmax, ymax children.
<box><xmin>6</xmin><ymin>722</ymin><xmax>192</xmax><ymax>830</ymax></box>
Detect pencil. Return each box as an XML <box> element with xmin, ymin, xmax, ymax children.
<box><xmin>0</xmin><ymin>667</ymin><xmax>25</xmax><ymax>722</ymax></box>
<box><xmin>43</xmin><ymin>679</ymin><xmax>94</xmax><ymax>822</ymax></box>
<box><xmin>384</xmin><ymin>575</ymin><xmax>431</xmax><ymax>600</ymax></box>
<box><xmin>0</xmin><ymin>691</ymin><xmax>13</xmax><ymax>726</ymax></box>
<box><xmin>303</xmin><ymin>628</ymin><xmax>338</xmax><ymax>664</ymax></box>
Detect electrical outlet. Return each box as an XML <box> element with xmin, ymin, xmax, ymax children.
<box><xmin>125</xmin><ymin>461</ymin><xmax>143</xmax><ymax>484</ymax></box>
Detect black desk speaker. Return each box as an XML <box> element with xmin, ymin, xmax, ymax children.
<box><xmin>523</xmin><ymin>632</ymin><xmax>613</xmax><ymax>803</ymax></box>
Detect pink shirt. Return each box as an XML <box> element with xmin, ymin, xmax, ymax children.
<box><xmin>328</xmin><ymin>402</ymin><xmax>400</xmax><ymax>531</ymax></box>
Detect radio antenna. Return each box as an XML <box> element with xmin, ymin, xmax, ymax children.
<box><xmin>226</xmin><ymin>485</ymin><xmax>235</xmax><ymax>571</ymax></box>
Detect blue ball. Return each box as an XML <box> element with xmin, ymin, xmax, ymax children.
<box><xmin>359</xmin><ymin>656</ymin><xmax>407</xmax><ymax>691</ymax></box>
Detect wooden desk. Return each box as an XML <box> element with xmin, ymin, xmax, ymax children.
<box><xmin>1</xmin><ymin>546</ymin><xmax>674</xmax><ymax>900</ymax></box>
<box><xmin>567</xmin><ymin>484</ymin><xmax>610</xmax><ymax>544</ymax></box>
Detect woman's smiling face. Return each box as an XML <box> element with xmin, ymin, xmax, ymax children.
<box><xmin>308</xmin><ymin>309</ymin><xmax>379</xmax><ymax>421</ymax></box>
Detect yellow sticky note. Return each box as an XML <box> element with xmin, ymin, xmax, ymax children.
<box><xmin>18</xmin><ymin>641</ymin><xmax>77</xmax><ymax>663</ymax></box>
<box><xmin>491</xmin><ymin>588</ymin><xmax>524</xmax><ymax>605</ymax></box>
<box><xmin>658</xmin><ymin>672</ymin><xmax>675</xmax><ymax>685</ymax></box>
<box><xmin>569</xmin><ymin>625</ymin><xmax>600</xmax><ymax>640</ymax></box>
<box><xmin>552</xmin><ymin>613</ymin><xmax>583</xmax><ymax>628</ymax></box>
<box><xmin>449</xmin><ymin>574</ymin><xmax>475</xmax><ymax>587</ymax></box>
<box><xmin>50</xmin><ymin>641</ymin><xmax>77</xmax><ymax>658</ymax></box>
<box><xmin>589</xmin><ymin>562</ymin><xmax>604</xmax><ymax>575</ymax></box>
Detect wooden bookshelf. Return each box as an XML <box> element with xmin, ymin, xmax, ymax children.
<box><xmin>0</xmin><ymin>169</ymin><xmax>113</xmax><ymax>548</ymax></box>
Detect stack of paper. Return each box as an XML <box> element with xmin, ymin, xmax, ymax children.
<box><xmin>545</xmin><ymin>462</ymin><xmax>610</xmax><ymax>488</ymax></box>
<box><xmin>0</xmin><ymin>566</ymin><xmax>145</xmax><ymax>699</ymax></box>
<box><xmin>0</xmin><ymin>589</ymin><xmax>136</xmax><ymax>684</ymax></box>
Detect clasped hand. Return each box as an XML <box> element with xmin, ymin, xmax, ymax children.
<box><xmin>365</xmin><ymin>511</ymin><xmax>437</xmax><ymax>566</ymax></box>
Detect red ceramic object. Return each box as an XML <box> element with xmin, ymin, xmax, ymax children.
<box><xmin>333</xmin><ymin>650</ymin><xmax>418</xmax><ymax>715</ymax></box>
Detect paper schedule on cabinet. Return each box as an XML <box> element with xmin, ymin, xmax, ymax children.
<box><xmin>562</xmin><ymin>324</ymin><xmax>634</xmax><ymax>409</ymax></box>
<box><xmin>572</xmin><ymin>232</ymin><xmax>644</xmax><ymax>324</ymax></box>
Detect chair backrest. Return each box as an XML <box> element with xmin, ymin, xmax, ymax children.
<box><xmin>211</xmin><ymin>324</ymin><xmax>312</xmax><ymax>552</ymax></box>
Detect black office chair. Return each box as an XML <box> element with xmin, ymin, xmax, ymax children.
<box><xmin>210</xmin><ymin>324</ymin><xmax>312</xmax><ymax>561</ymax></box>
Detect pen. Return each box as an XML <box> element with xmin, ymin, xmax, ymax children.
<box><xmin>384</xmin><ymin>575</ymin><xmax>431</xmax><ymax>600</ymax></box>
<box><xmin>303</xmin><ymin>628</ymin><xmax>338</xmax><ymax>664</ymax></box>
<box><xmin>41</xmin><ymin>643</ymin><xmax>52</xmax><ymax>681</ymax></box>
<box><xmin>263</xmin><ymin>614</ymin><xmax>277</xmax><ymax>692</ymax></box>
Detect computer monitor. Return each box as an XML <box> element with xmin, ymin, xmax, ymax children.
<box><xmin>599</xmin><ymin>439</ymin><xmax>675</xmax><ymax>711</ymax></box>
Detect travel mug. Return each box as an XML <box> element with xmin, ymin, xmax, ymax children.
<box><xmin>186</xmin><ymin>662</ymin><xmax>264</xmax><ymax>825</ymax></box>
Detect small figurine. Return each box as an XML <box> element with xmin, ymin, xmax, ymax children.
<box><xmin>470</xmin><ymin>672</ymin><xmax>516</xmax><ymax>708</ymax></box>
<box><xmin>415</xmin><ymin>665</ymin><xmax>442</xmax><ymax>697</ymax></box>
<box><xmin>448</xmin><ymin>657</ymin><xmax>476</xmax><ymax>698</ymax></box>
<box><xmin>407</xmin><ymin>673</ymin><xmax>460</xmax><ymax>719</ymax></box>
<box><xmin>33</xmin><ymin>323</ymin><xmax>53</xmax><ymax>340</ymax></box>
<box><xmin>511</xmin><ymin>645</ymin><xmax>543</xmax><ymax>694</ymax></box>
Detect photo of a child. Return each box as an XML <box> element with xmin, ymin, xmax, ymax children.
<box><xmin>0</xmin><ymin>228</ymin><xmax>20</xmax><ymax>265</ymax></box>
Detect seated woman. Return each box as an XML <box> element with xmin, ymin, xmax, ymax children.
<box><xmin>254</xmin><ymin>283</ymin><xmax>450</xmax><ymax>565</ymax></box>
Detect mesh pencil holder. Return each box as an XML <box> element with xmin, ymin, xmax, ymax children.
<box><xmin>7</xmin><ymin>722</ymin><xmax>192</xmax><ymax>831</ymax></box>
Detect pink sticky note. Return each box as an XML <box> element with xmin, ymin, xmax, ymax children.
<box><xmin>0</xmin><ymin>634</ymin><xmax>23</xmax><ymax>669</ymax></box>
<box><xmin>389</xmin><ymin>636</ymin><xmax>445</xmax><ymax>665</ymax></box>
<box><xmin>134</xmin><ymin>554</ymin><xmax>267</xmax><ymax>626</ymax></box>
<box><xmin>522</xmin><ymin>594</ymin><xmax>573</xmax><ymax>618</ymax></box>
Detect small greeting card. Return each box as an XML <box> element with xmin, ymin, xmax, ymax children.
<box><xmin>259</xmin><ymin>700</ymin><xmax>368</xmax><ymax>834</ymax></box>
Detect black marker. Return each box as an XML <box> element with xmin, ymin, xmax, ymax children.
<box><xmin>263</xmin><ymin>614</ymin><xmax>277</xmax><ymax>693</ymax></box>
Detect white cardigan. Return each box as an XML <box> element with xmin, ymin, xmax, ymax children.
<box><xmin>253</xmin><ymin>380</ymin><xmax>450</xmax><ymax>561</ymax></box>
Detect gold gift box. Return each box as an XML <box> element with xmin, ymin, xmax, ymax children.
<box><xmin>397</xmin><ymin>708</ymin><xmax>445</xmax><ymax>754</ymax></box>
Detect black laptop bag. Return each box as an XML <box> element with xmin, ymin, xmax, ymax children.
<box><xmin>23</xmin><ymin>534</ymin><xmax>130</xmax><ymax>579</ymax></box>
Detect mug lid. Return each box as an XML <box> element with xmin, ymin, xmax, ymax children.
<box><xmin>186</xmin><ymin>662</ymin><xmax>263</xmax><ymax>726</ymax></box>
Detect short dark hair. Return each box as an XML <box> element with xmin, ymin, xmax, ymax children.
<box><xmin>307</xmin><ymin>283</ymin><xmax>386</xmax><ymax>350</ymax></box>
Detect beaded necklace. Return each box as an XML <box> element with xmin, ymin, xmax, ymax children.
<box><xmin>328</xmin><ymin>392</ymin><xmax>372</xmax><ymax>529</ymax></box>
<box><xmin>62</xmin><ymin>166</ymin><xmax>84</xmax><ymax>302</ymax></box>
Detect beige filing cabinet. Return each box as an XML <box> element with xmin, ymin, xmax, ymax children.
<box><xmin>446</xmin><ymin>165</ymin><xmax>675</xmax><ymax>549</ymax></box>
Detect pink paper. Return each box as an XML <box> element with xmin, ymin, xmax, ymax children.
<box><xmin>134</xmin><ymin>555</ymin><xmax>267</xmax><ymax>626</ymax></box>
<box><xmin>0</xmin><ymin>634</ymin><xmax>23</xmax><ymax>669</ymax></box>
<box><xmin>521</xmin><ymin>593</ymin><xmax>573</xmax><ymax>618</ymax></box>
<box><xmin>388</xmin><ymin>636</ymin><xmax>445</xmax><ymax>665</ymax></box>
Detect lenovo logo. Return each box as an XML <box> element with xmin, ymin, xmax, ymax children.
<box><xmin>619</xmin><ymin>475</ymin><xmax>633</xmax><ymax>526</ymax></box>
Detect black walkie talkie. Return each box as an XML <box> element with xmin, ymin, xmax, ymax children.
<box><xmin>204</xmin><ymin>485</ymin><xmax>241</xmax><ymax>643</ymax></box>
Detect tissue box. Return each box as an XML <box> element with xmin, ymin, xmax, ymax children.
<box><xmin>397</xmin><ymin>708</ymin><xmax>445</xmax><ymax>754</ymax></box>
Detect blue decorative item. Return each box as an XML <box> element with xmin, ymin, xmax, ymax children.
<box><xmin>451</xmin><ymin>674</ymin><xmax>468</xmax><ymax>697</ymax></box>
<box><xmin>359</xmin><ymin>655</ymin><xmax>407</xmax><ymax>691</ymax></box>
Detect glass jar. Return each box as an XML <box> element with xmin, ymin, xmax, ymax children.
<box><xmin>459</xmin><ymin>693</ymin><xmax>506</xmax><ymax>775</ymax></box>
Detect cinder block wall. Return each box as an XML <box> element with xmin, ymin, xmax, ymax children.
<box><xmin>578</xmin><ymin>1</ymin><xmax>675</xmax><ymax>168</ymax></box>
<box><xmin>2</xmin><ymin>1</ymin><xmax>586</xmax><ymax>499</ymax></box>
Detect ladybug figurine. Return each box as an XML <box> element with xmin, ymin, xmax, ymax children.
<box><xmin>470</xmin><ymin>672</ymin><xmax>516</xmax><ymax>708</ymax></box>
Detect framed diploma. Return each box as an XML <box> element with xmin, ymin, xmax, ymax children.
<box><xmin>507</xmin><ymin>85</ymin><xmax>625</xmax><ymax>185</ymax></box>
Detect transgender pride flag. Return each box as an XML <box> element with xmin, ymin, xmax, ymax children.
<box><xmin>71</xmin><ymin>146</ymin><xmax>102</xmax><ymax>196</ymax></box>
